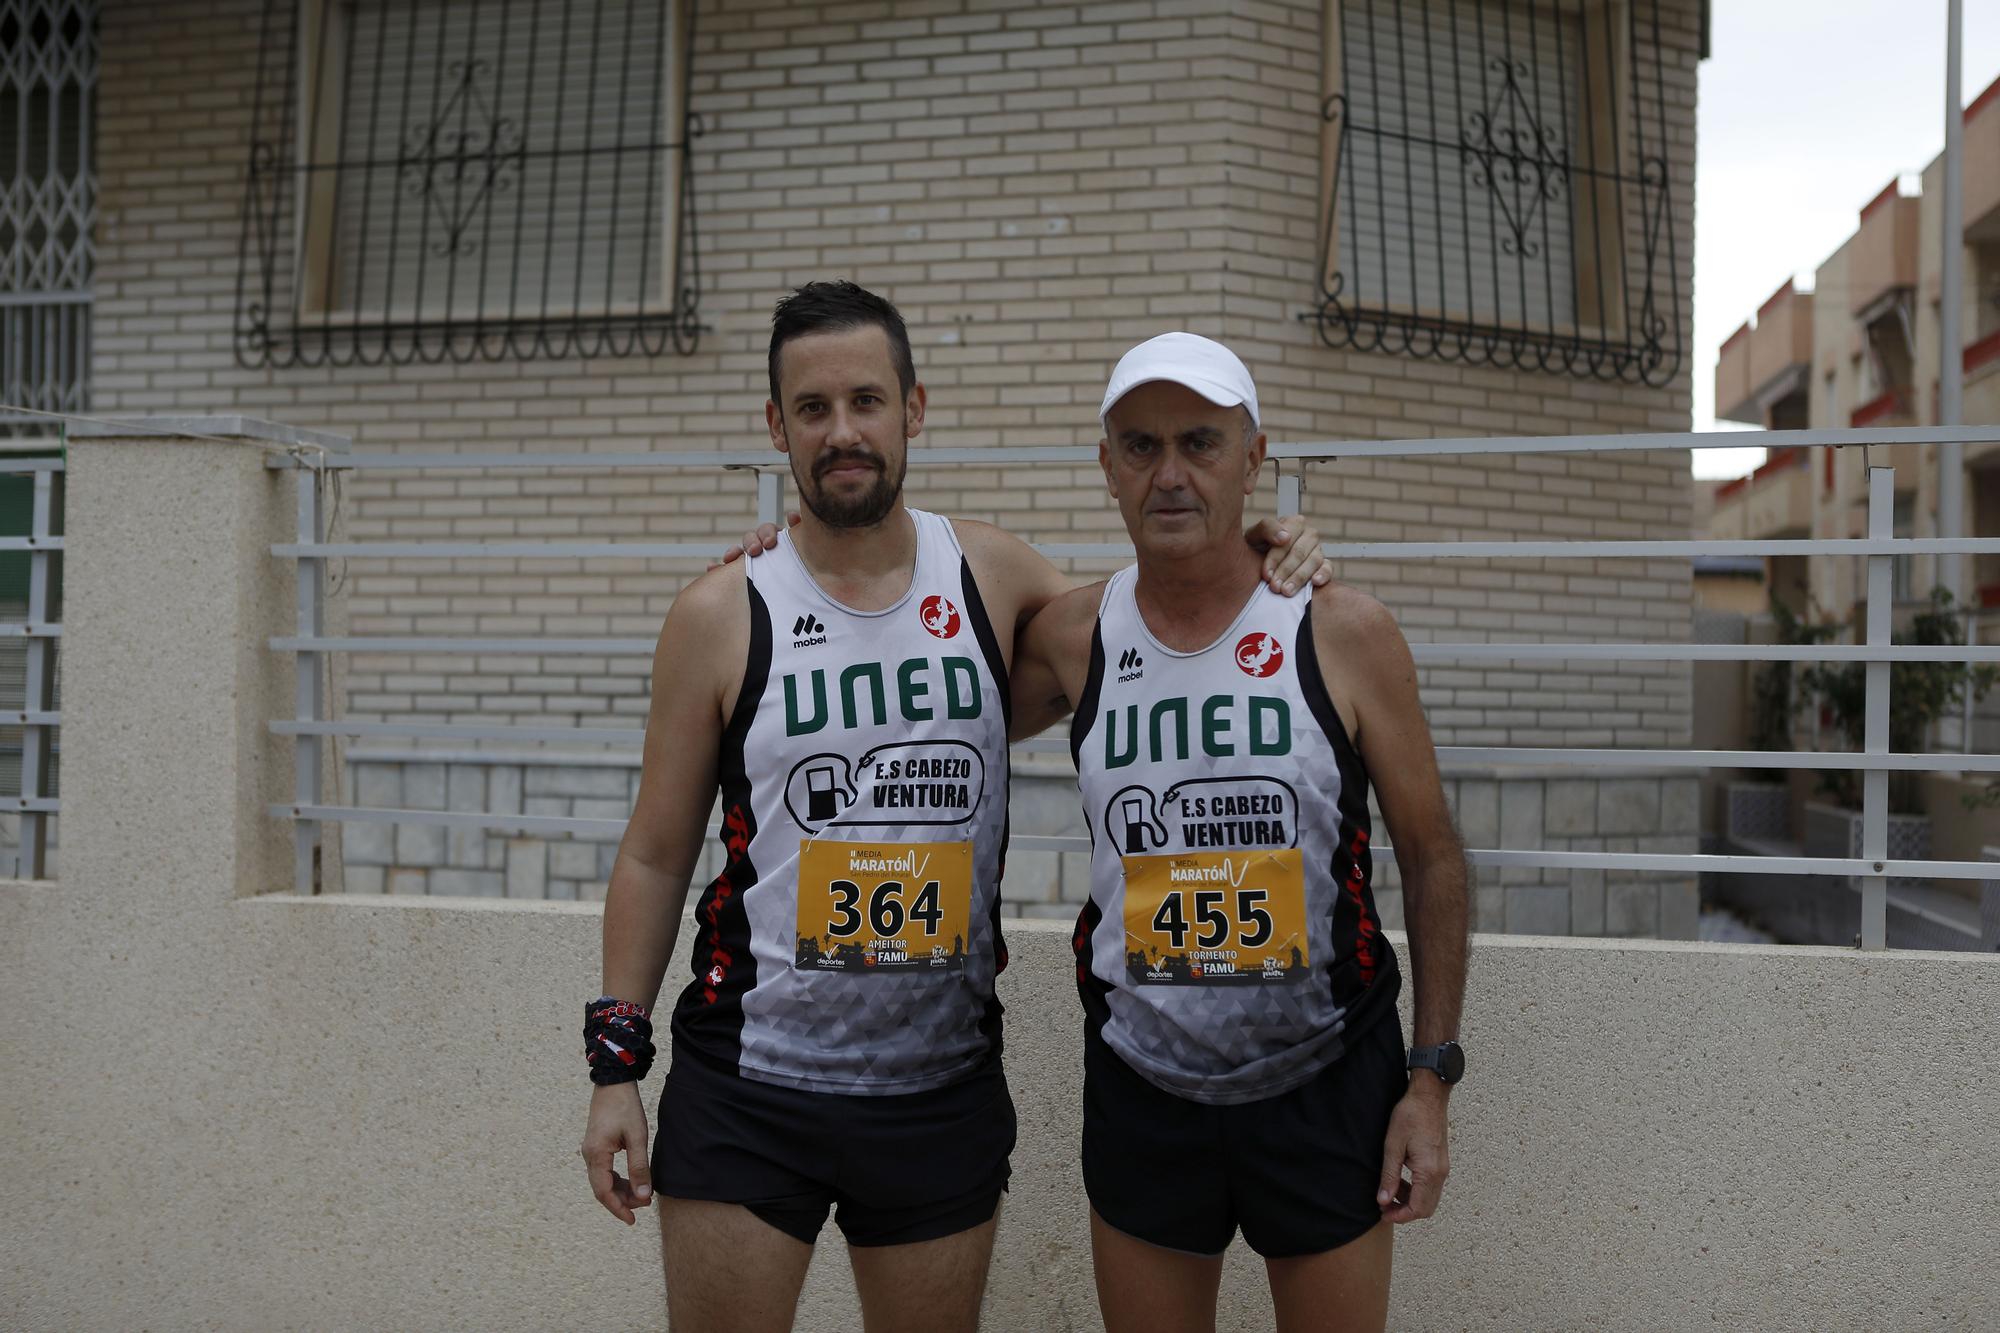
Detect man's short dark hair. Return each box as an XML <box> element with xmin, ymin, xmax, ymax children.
<box><xmin>767</xmin><ymin>280</ymin><xmax>917</xmax><ymax>409</ymax></box>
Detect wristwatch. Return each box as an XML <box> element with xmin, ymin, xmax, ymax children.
<box><xmin>1407</xmin><ymin>1040</ymin><xmax>1465</xmax><ymax>1085</ymax></box>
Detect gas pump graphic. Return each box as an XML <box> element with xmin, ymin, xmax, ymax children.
<box><xmin>1104</xmin><ymin>785</ymin><xmax>1170</xmax><ymax>854</ymax></box>
<box><xmin>806</xmin><ymin>766</ymin><xmax>839</xmax><ymax>821</ymax></box>
<box><xmin>784</xmin><ymin>754</ymin><xmax>858</xmax><ymax>833</ymax></box>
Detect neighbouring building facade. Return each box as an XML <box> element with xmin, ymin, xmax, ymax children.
<box><xmin>1705</xmin><ymin>75</ymin><xmax>2000</xmax><ymax>923</ymax></box>
<box><xmin>9</xmin><ymin>0</ymin><xmax>1707</xmax><ymax>936</ymax></box>
<box><xmin>1711</xmin><ymin>73</ymin><xmax>2000</xmax><ymax>629</ymax></box>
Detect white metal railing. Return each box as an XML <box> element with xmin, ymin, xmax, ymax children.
<box><xmin>265</xmin><ymin>425</ymin><xmax>2000</xmax><ymax>949</ymax></box>
<box><xmin>0</xmin><ymin>454</ymin><xmax>65</xmax><ymax>877</ymax></box>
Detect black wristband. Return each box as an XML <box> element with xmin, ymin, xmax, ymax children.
<box><xmin>583</xmin><ymin>995</ymin><xmax>656</xmax><ymax>1086</ymax></box>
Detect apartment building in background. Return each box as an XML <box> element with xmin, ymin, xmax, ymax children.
<box><xmin>4</xmin><ymin>0</ymin><xmax>1706</xmax><ymax>936</ymax></box>
<box><xmin>1704</xmin><ymin>72</ymin><xmax>2000</xmax><ymax>932</ymax></box>
<box><xmin>1711</xmin><ymin>73</ymin><xmax>2000</xmax><ymax>622</ymax></box>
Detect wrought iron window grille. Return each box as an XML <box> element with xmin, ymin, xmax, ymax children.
<box><xmin>236</xmin><ymin>0</ymin><xmax>704</xmax><ymax>369</ymax></box>
<box><xmin>1</xmin><ymin>1</ymin><xmax>96</xmax><ymax>434</ymax></box>
<box><xmin>1306</xmin><ymin>0</ymin><xmax>1682</xmax><ymax>387</ymax></box>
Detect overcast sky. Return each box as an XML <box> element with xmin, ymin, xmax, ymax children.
<box><xmin>1691</xmin><ymin>1</ymin><xmax>2000</xmax><ymax>478</ymax></box>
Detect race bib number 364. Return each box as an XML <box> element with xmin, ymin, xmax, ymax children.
<box><xmin>1123</xmin><ymin>849</ymin><xmax>1308</xmax><ymax>984</ymax></box>
<box><xmin>795</xmin><ymin>839</ymin><xmax>973</xmax><ymax>974</ymax></box>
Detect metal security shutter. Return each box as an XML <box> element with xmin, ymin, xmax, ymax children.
<box><xmin>325</xmin><ymin>0</ymin><xmax>672</xmax><ymax>322</ymax></box>
<box><xmin>1337</xmin><ymin>0</ymin><xmax>1581</xmax><ymax>331</ymax></box>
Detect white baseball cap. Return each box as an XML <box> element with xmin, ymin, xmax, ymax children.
<box><xmin>1099</xmin><ymin>331</ymin><xmax>1261</xmax><ymax>433</ymax></box>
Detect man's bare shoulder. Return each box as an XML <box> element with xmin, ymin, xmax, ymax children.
<box><xmin>1309</xmin><ymin>579</ymin><xmax>1404</xmax><ymax>652</ymax></box>
<box><xmin>660</xmin><ymin>559</ymin><xmax>748</xmax><ymax>640</ymax></box>
<box><xmin>948</xmin><ymin>516</ymin><xmax>1045</xmax><ymax>576</ymax></box>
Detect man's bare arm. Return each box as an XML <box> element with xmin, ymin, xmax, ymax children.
<box><xmin>601</xmin><ymin>566</ymin><xmax>745</xmax><ymax>1005</ymax></box>
<box><xmin>1329</xmin><ymin>591</ymin><xmax>1468</xmax><ymax>1056</ymax></box>
<box><xmin>1008</xmin><ymin>583</ymin><xmax>1102</xmax><ymax>742</ymax></box>
<box><xmin>581</xmin><ymin>565</ymin><xmax>743</xmax><ymax>1228</ymax></box>
<box><xmin>1314</xmin><ymin>585</ymin><xmax>1469</xmax><ymax>1225</ymax></box>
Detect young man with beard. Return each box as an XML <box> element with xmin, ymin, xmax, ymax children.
<box><xmin>1009</xmin><ymin>333</ymin><xmax>1471</xmax><ymax>1333</ymax></box>
<box><xmin>577</xmin><ymin>283</ymin><xmax>1328</xmax><ymax>1333</ymax></box>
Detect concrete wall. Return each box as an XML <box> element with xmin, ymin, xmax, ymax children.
<box><xmin>8</xmin><ymin>423</ymin><xmax>2000</xmax><ymax>1332</ymax></box>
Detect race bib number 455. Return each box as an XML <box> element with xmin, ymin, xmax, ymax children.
<box><xmin>795</xmin><ymin>839</ymin><xmax>973</xmax><ymax>973</ymax></box>
<box><xmin>1123</xmin><ymin>849</ymin><xmax>1308</xmax><ymax>984</ymax></box>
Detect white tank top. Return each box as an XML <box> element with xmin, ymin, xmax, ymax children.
<box><xmin>1070</xmin><ymin>567</ymin><xmax>1399</xmax><ymax>1104</ymax></box>
<box><xmin>669</xmin><ymin>509</ymin><xmax>1011</xmax><ymax>1094</ymax></box>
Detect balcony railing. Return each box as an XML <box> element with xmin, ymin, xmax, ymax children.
<box><xmin>265</xmin><ymin>424</ymin><xmax>2000</xmax><ymax>950</ymax></box>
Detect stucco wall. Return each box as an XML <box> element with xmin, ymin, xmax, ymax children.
<box><xmin>5</xmin><ymin>892</ymin><xmax>1999</xmax><ymax>1332</ymax></box>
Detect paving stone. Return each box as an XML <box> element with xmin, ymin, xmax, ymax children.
<box><xmin>1661</xmin><ymin>778</ymin><xmax>1701</xmax><ymax>835</ymax></box>
<box><xmin>571</xmin><ymin>798</ymin><xmax>631</xmax><ymax>822</ymax></box>
<box><xmin>1546</xmin><ymin>779</ymin><xmax>1597</xmax><ymax>836</ymax></box>
<box><xmin>597</xmin><ymin>842</ymin><xmax>622</xmax><ymax>879</ymax></box>
<box><xmin>545</xmin><ymin>879</ymin><xmax>579</xmax><ymax>902</ymax></box>
<box><xmin>448</xmin><ymin>823</ymin><xmax>489</xmax><ymax>870</ymax></box>
<box><xmin>577</xmin><ymin>880</ymin><xmax>608</xmax><ymax>904</ymax></box>
<box><xmin>1453</xmin><ymin>780</ymin><xmax>1498</xmax><ymax>848</ymax></box>
<box><xmin>1373</xmin><ymin>886</ymin><xmax>1405</xmax><ymax>931</ymax></box>
<box><xmin>388</xmin><ymin>868</ymin><xmax>428</xmax><ymax>896</ymax></box>
<box><xmin>342</xmin><ymin>819</ymin><xmax>395</xmax><ymax>866</ymax></box>
<box><xmin>403</xmin><ymin>762</ymin><xmax>447</xmax><ymax>811</ymax></box>
<box><xmin>446</xmin><ymin>765</ymin><xmax>486</xmax><ymax>812</ymax></box>
<box><xmin>1011</xmin><ymin>776</ymin><xmax>1086</xmax><ymax>839</ymax></box>
<box><xmin>1505</xmin><ymin>886</ymin><xmax>1570</xmax><ymax>936</ymax></box>
<box><xmin>353</xmin><ymin>763</ymin><xmax>400</xmax><ymax>808</ymax></box>
<box><xmin>1475</xmin><ymin>885</ymin><xmax>1506</xmax><ymax>932</ymax></box>
<box><xmin>524</xmin><ymin>798</ymin><xmax>570</xmax><ymax>818</ymax></box>
<box><xmin>395</xmin><ymin>821</ymin><xmax>447</xmax><ymax>867</ymax></box>
<box><xmin>505</xmin><ymin>840</ymin><xmax>548</xmax><ymax>899</ymax></box>
<box><xmin>1569</xmin><ymin>872</ymin><xmax>1605</xmax><ymax>936</ymax></box>
<box><xmin>1597</xmin><ymin>779</ymin><xmax>1661</xmax><ymax>837</ymax></box>
<box><xmin>525</xmin><ymin>765</ymin><xmax>633</xmax><ymax>799</ymax></box>
<box><xmin>1605</xmin><ymin>881</ymin><xmax>1659</xmax><ymax>937</ymax></box>
<box><xmin>1658</xmin><ymin>879</ymin><xmax>1700</xmax><ymax>940</ymax></box>
<box><xmin>430</xmin><ymin>868</ymin><xmax>504</xmax><ymax>898</ymax></box>
<box><xmin>1002</xmin><ymin>849</ymin><xmax>1061</xmax><ymax>904</ymax></box>
<box><xmin>1498</xmin><ymin>780</ymin><xmax>1543</xmax><ymax>885</ymax></box>
<box><xmin>488</xmin><ymin>765</ymin><xmax>523</xmax><ymax>816</ymax></box>
<box><xmin>343</xmin><ymin>865</ymin><xmax>384</xmax><ymax>894</ymax></box>
<box><xmin>550</xmin><ymin>842</ymin><xmax>600</xmax><ymax>882</ymax></box>
<box><xmin>1056</xmin><ymin>851</ymin><xmax>1093</xmax><ymax>903</ymax></box>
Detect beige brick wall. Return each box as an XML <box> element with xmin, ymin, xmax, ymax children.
<box><xmin>92</xmin><ymin>0</ymin><xmax>1698</xmax><ymax>753</ymax></box>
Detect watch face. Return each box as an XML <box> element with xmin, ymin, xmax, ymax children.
<box><xmin>1440</xmin><ymin>1042</ymin><xmax>1466</xmax><ymax>1084</ymax></box>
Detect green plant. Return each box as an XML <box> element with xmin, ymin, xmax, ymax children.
<box><xmin>1745</xmin><ymin>597</ymin><xmax>1837</xmax><ymax>781</ymax></box>
<box><xmin>1792</xmin><ymin>587</ymin><xmax>1998</xmax><ymax>812</ymax></box>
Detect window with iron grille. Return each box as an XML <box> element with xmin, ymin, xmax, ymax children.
<box><xmin>237</xmin><ymin>0</ymin><xmax>702</xmax><ymax>368</ymax></box>
<box><xmin>1309</xmin><ymin>0</ymin><xmax>1681</xmax><ymax>386</ymax></box>
<box><xmin>0</xmin><ymin>0</ymin><xmax>95</xmax><ymax>432</ymax></box>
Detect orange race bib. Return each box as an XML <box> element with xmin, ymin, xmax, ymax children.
<box><xmin>795</xmin><ymin>839</ymin><xmax>973</xmax><ymax>974</ymax></box>
<box><xmin>1122</xmin><ymin>848</ymin><xmax>1308</xmax><ymax>984</ymax></box>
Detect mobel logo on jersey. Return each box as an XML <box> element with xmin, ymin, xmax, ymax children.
<box><xmin>792</xmin><ymin>614</ymin><xmax>827</xmax><ymax>648</ymax></box>
<box><xmin>784</xmin><ymin>656</ymin><xmax>984</xmax><ymax>736</ymax></box>
<box><xmin>1101</xmin><ymin>693</ymin><xmax>1292</xmax><ymax>771</ymax></box>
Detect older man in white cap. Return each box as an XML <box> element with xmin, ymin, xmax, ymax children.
<box><xmin>1011</xmin><ymin>332</ymin><xmax>1470</xmax><ymax>1333</ymax></box>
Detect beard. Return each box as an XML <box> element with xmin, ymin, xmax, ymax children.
<box><xmin>792</xmin><ymin>424</ymin><xmax>908</xmax><ymax>530</ymax></box>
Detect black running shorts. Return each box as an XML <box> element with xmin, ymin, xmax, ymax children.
<box><xmin>652</xmin><ymin>1048</ymin><xmax>1016</xmax><ymax>1248</ymax></box>
<box><xmin>1081</xmin><ymin>1013</ymin><xmax>1407</xmax><ymax>1259</ymax></box>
